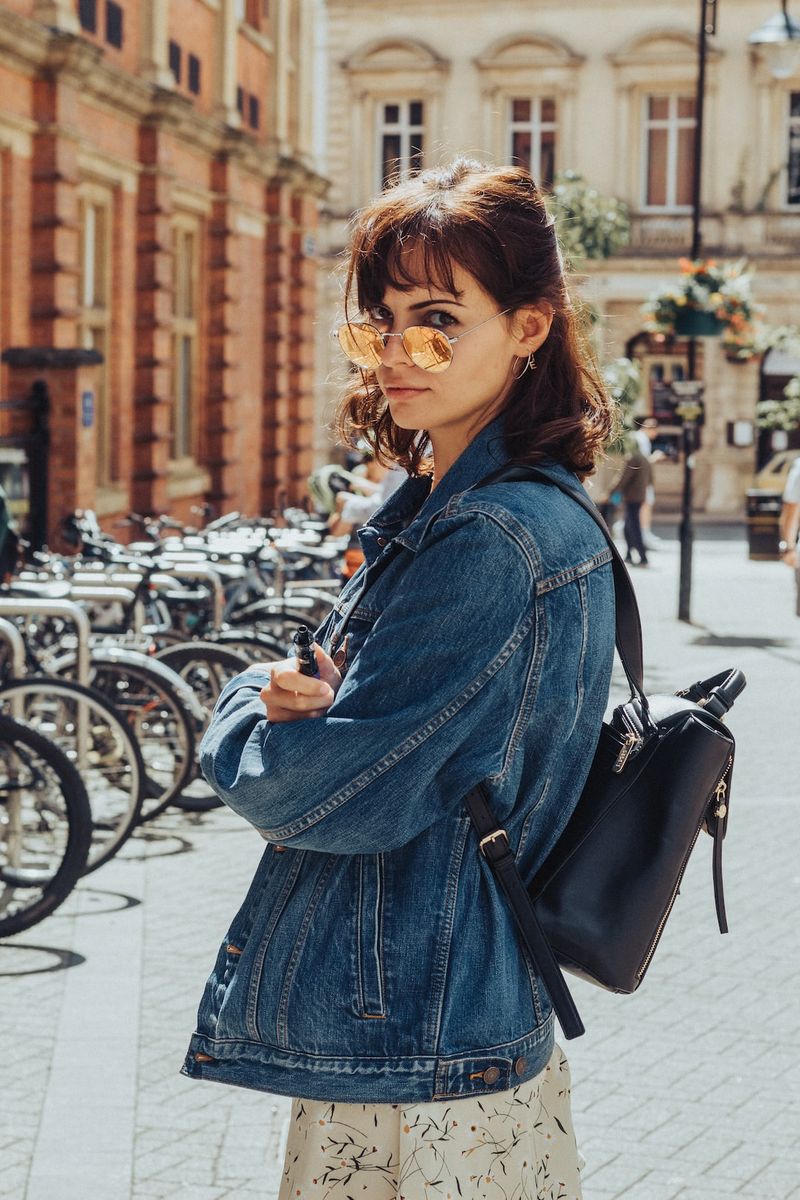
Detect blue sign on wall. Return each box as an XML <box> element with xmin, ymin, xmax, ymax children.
<box><xmin>81</xmin><ymin>390</ymin><xmax>94</xmax><ymax>428</ymax></box>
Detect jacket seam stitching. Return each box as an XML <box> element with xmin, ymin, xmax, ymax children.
<box><xmin>426</xmin><ymin>816</ymin><xmax>471</xmax><ymax>1050</ymax></box>
<box><xmin>536</xmin><ymin>548</ymin><xmax>612</xmax><ymax>594</ymax></box>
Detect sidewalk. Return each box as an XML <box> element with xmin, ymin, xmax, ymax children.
<box><xmin>2</xmin><ymin>528</ymin><xmax>798</xmax><ymax>1200</ymax></box>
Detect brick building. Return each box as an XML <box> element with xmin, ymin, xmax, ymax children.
<box><xmin>0</xmin><ymin>0</ymin><xmax>326</xmax><ymax>545</ymax></box>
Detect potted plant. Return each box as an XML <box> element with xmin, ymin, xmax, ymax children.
<box><xmin>643</xmin><ymin>258</ymin><xmax>763</xmax><ymax>353</ymax></box>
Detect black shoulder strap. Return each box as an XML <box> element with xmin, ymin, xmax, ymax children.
<box><xmin>477</xmin><ymin>463</ymin><xmax>649</xmax><ymax>716</ymax></box>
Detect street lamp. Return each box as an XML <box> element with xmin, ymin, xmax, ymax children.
<box><xmin>678</xmin><ymin>0</ymin><xmax>800</xmax><ymax>621</ymax></box>
<box><xmin>748</xmin><ymin>0</ymin><xmax>800</xmax><ymax>79</ymax></box>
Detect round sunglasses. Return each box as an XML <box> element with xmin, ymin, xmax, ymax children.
<box><xmin>333</xmin><ymin>308</ymin><xmax>513</xmax><ymax>374</ymax></box>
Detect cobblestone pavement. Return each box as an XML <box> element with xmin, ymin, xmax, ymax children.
<box><xmin>2</xmin><ymin>524</ymin><xmax>799</xmax><ymax>1200</ymax></box>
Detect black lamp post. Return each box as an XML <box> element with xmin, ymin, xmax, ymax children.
<box><xmin>678</xmin><ymin>0</ymin><xmax>800</xmax><ymax>622</ymax></box>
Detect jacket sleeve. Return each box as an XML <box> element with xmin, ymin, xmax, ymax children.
<box><xmin>198</xmin><ymin>508</ymin><xmax>537</xmax><ymax>854</ymax></box>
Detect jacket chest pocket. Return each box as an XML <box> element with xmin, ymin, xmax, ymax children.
<box><xmin>356</xmin><ymin>853</ymin><xmax>386</xmax><ymax>1019</ymax></box>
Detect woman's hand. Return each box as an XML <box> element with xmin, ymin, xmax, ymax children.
<box><xmin>259</xmin><ymin>644</ymin><xmax>342</xmax><ymax>723</ymax></box>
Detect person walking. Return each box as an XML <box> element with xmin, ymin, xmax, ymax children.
<box><xmin>779</xmin><ymin>454</ymin><xmax>800</xmax><ymax>616</ymax></box>
<box><xmin>182</xmin><ymin>158</ymin><xmax>618</xmax><ymax>1199</ymax></box>
<box><xmin>612</xmin><ymin>443</ymin><xmax>653</xmax><ymax>567</ymax></box>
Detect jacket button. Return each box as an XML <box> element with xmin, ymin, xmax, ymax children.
<box><xmin>482</xmin><ymin>1066</ymin><xmax>501</xmax><ymax>1085</ymax></box>
<box><xmin>514</xmin><ymin>1057</ymin><xmax>527</xmax><ymax>1077</ymax></box>
<box><xmin>376</xmin><ymin>536</ymin><xmax>386</xmax><ymax>546</ymax></box>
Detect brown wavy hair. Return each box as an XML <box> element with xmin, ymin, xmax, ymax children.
<box><xmin>334</xmin><ymin>158</ymin><xmax>617</xmax><ymax>480</ymax></box>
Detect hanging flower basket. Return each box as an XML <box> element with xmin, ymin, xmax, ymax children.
<box><xmin>642</xmin><ymin>258</ymin><xmax>763</xmax><ymax>357</ymax></box>
<box><xmin>674</xmin><ymin>309</ymin><xmax>724</xmax><ymax>337</ymax></box>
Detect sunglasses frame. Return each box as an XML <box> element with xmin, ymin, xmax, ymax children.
<box><xmin>333</xmin><ymin>307</ymin><xmax>514</xmax><ymax>373</ymax></box>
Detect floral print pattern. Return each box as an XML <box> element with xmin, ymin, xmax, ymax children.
<box><xmin>277</xmin><ymin>1044</ymin><xmax>582</xmax><ymax>1200</ymax></box>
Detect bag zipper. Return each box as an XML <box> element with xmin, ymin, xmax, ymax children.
<box><xmin>636</xmin><ymin>754</ymin><xmax>733</xmax><ymax>981</ymax></box>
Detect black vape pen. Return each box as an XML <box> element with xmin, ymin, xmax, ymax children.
<box><xmin>293</xmin><ymin>625</ymin><xmax>320</xmax><ymax>678</ymax></box>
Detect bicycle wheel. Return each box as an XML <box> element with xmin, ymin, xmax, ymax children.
<box><xmin>226</xmin><ymin>603</ymin><xmax>313</xmax><ymax>651</ymax></box>
<box><xmin>0</xmin><ymin>713</ymin><xmax>92</xmax><ymax>937</ymax></box>
<box><xmin>0</xmin><ymin>678</ymin><xmax>144</xmax><ymax>873</ymax></box>
<box><xmin>154</xmin><ymin>642</ymin><xmax>250</xmax><ymax>812</ymax></box>
<box><xmin>49</xmin><ymin>652</ymin><xmax>199</xmax><ymax>825</ymax></box>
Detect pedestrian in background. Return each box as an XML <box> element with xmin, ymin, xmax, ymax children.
<box><xmin>610</xmin><ymin>442</ymin><xmax>653</xmax><ymax>567</ymax></box>
<box><xmin>779</xmin><ymin>454</ymin><xmax>800</xmax><ymax>616</ymax></box>
<box><xmin>183</xmin><ymin>158</ymin><xmax>619</xmax><ymax>1200</ymax></box>
<box><xmin>635</xmin><ymin>417</ymin><xmax>665</xmax><ymax>550</ymax></box>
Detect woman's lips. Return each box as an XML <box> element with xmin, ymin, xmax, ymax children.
<box><xmin>384</xmin><ymin>386</ymin><xmax>428</xmax><ymax>400</ymax></box>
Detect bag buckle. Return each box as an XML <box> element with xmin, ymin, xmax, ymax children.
<box><xmin>479</xmin><ymin>828</ymin><xmax>509</xmax><ymax>857</ymax></box>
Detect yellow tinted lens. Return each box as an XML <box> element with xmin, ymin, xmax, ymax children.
<box><xmin>403</xmin><ymin>327</ymin><xmax>453</xmax><ymax>373</ymax></box>
<box><xmin>337</xmin><ymin>323</ymin><xmax>383</xmax><ymax>369</ymax></box>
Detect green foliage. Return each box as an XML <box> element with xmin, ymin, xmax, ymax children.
<box><xmin>601</xmin><ymin>357</ymin><xmax>641</xmax><ymax>454</ymax></box>
<box><xmin>756</xmin><ymin>379</ymin><xmax>800</xmax><ymax>432</ymax></box>
<box><xmin>547</xmin><ymin>171</ymin><xmax>631</xmax><ymax>262</ymax></box>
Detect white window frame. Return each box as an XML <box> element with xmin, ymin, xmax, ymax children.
<box><xmin>507</xmin><ymin>95</ymin><xmax>557</xmax><ymax>185</ymax></box>
<box><xmin>641</xmin><ymin>92</ymin><xmax>696</xmax><ymax>212</ymax></box>
<box><xmin>171</xmin><ymin>216</ymin><xmax>201</xmax><ymax>465</ymax></box>
<box><xmin>78</xmin><ymin>185</ymin><xmax>114</xmax><ymax>485</ymax></box>
<box><xmin>375</xmin><ymin>99</ymin><xmax>425</xmax><ymax>192</ymax></box>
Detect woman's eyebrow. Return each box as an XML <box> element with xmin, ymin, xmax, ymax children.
<box><xmin>407</xmin><ymin>298</ymin><xmax>465</xmax><ymax>310</ymax></box>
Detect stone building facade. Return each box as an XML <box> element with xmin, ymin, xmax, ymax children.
<box><xmin>0</xmin><ymin>0</ymin><xmax>325</xmax><ymax>544</ymax></box>
<box><xmin>316</xmin><ymin>0</ymin><xmax>800</xmax><ymax>512</ymax></box>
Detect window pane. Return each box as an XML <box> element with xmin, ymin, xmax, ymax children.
<box><xmin>188</xmin><ymin>54</ymin><xmax>201</xmax><ymax>96</ymax></box>
<box><xmin>79</xmin><ymin>0</ymin><xmax>97</xmax><ymax>33</ymax></box>
<box><xmin>105</xmin><ymin>1</ymin><xmax>123</xmax><ymax>49</ymax></box>
<box><xmin>648</xmin><ymin>96</ymin><xmax>669</xmax><ymax>121</ymax></box>
<box><xmin>409</xmin><ymin>100</ymin><xmax>424</xmax><ymax>126</ymax></box>
<box><xmin>676</xmin><ymin>125</ymin><xmax>696</xmax><ymax>206</ymax></box>
<box><xmin>791</xmin><ymin>91</ymin><xmax>800</xmax><ymax>118</ymax></box>
<box><xmin>249</xmin><ymin>94</ymin><xmax>260</xmax><ymax>128</ymax></box>
<box><xmin>383</xmin><ymin>104</ymin><xmax>399</xmax><ymax>125</ymax></box>
<box><xmin>511</xmin><ymin>130</ymin><xmax>532</xmax><ymax>171</ymax></box>
<box><xmin>540</xmin><ymin>97</ymin><xmax>556</xmax><ymax>124</ymax></box>
<box><xmin>540</xmin><ymin>130</ymin><xmax>556</xmax><ymax>189</ymax></box>
<box><xmin>788</xmin><ymin>124</ymin><xmax>800</xmax><ymax>204</ymax></box>
<box><xmin>409</xmin><ymin>136</ymin><xmax>424</xmax><ymax>175</ymax></box>
<box><xmin>381</xmin><ymin>134</ymin><xmax>401</xmax><ymax>187</ymax></box>
<box><xmin>169</xmin><ymin>40</ymin><xmax>181</xmax><ymax>82</ymax></box>
<box><xmin>646</xmin><ymin>128</ymin><xmax>668</xmax><ymax>205</ymax></box>
<box><xmin>677</xmin><ymin>96</ymin><xmax>696</xmax><ymax>119</ymax></box>
<box><xmin>179</xmin><ymin>336</ymin><xmax>193</xmax><ymax>457</ymax></box>
<box><xmin>512</xmin><ymin>98</ymin><xmax>531</xmax><ymax>123</ymax></box>
<box><xmin>82</xmin><ymin>204</ymin><xmax>96</xmax><ymax>309</ymax></box>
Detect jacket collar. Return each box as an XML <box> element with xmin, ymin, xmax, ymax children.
<box><xmin>360</xmin><ymin>415</ymin><xmax>511</xmax><ymax>558</ymax></box>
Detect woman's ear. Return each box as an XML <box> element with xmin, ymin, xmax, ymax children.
<box><xmin>512</xmin><ymin>304</ymin><xmax>554</xmax><ymax>355</ymax></box>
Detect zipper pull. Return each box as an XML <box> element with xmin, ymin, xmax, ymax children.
<box><xmin>713</xmin><ymin>777</ymin><xmax>728</xmax><ymax>820</ymax></box>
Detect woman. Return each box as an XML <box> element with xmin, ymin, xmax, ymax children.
<box><xmin>182</xmin><ymin>159</ymin><xmax>617</xmax><ymax>1199</ymax></box>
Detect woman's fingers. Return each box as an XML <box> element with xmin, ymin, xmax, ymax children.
<box><xmin>258</xmin><ymin>649</ymin><xmax>342</xmax><ymax>723</ymax></box>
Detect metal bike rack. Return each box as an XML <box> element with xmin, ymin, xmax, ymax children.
<box><xmin>0</xmin><ymin>599</ymin><xmax>93</xmax><ymax>766</ymax></box>
<box><xmin>0</xmin><ymin>618</ymin><xmax>27</xmax><ymax>721</ymax></box>
<box><xmin>150</xmin><ymin>564</ymin><xmax>224</xmax><ymax>629</ymax></box>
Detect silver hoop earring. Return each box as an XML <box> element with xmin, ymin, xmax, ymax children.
<box><xmin>511</xmin><ymin>352</ymin><xmax>535</xmax><ymax>380</ymax></box>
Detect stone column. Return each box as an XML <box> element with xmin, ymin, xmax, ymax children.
<box><xmin>133</xmin><ymin>123</ymin><xmax>174</xmax><ymax>516</ymax></box>
<box><xmin>33</xmin><ymin>0</ymin><xmax>79</xmax><ymax>33</ymax></box>
<box><xmin>287</xmin><ymin>189</ymin><xmax>317</xmax><ymax>500</ymax></box>
<box><xmin>215</xmin><ymin>0</ymin><xmax>240</xmax><ymax>127</ymax></box>
<box><xmin>262</xmin><ymin>177</ymin><xmax>293</xmax><ymax>511</ymax></box>
<box><xmin>30</xmin><ymin>73</ymin><xmax>83</xmax><ymax>348</ymax></box>
<box><xmin>204</xmin><ymin>156</ymin><xmax>241</xmax><ymax>511</ymax></box>
<box><xmin>695</xmin><ymin>337</ymin><xmax>760</xmax><ymax>514</ymax></box>
<box><xmin>140</xmin><ymin>0</ymin><xmax>173</xmax><ymax>89</ymax></box>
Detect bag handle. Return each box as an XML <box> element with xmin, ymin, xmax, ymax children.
<box><xmin>477</xmin><ymin>464</ymin><xmax>652</xmax><ymax>724</ymax></box>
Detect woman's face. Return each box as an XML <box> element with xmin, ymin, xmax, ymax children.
<box><xmin>367</xmin><ymin>256</ymin><xmax>550</xmax><ymax>450</ymax></box>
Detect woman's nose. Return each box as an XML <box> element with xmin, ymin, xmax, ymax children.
<box><xmin>379</xmin><ymin>332</ymin><xmax>414</xmax><ymax>368</ymax></box>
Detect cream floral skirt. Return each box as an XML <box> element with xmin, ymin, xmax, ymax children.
<box><xmin>277</xmin><ymin>1044</ymin><xmax>583</xmax><ymax>1200</ymax></box>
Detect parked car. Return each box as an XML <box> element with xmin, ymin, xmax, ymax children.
<box><xmin>752</xmin><ymin>449</ymin><xmax>800</xmax><ymax>492</ymax></box>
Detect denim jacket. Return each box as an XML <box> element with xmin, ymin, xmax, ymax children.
<box><xmin>181</xmin><ymin>416</ymin><xmax>616</xmax><ymax>1104</ymax></box>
